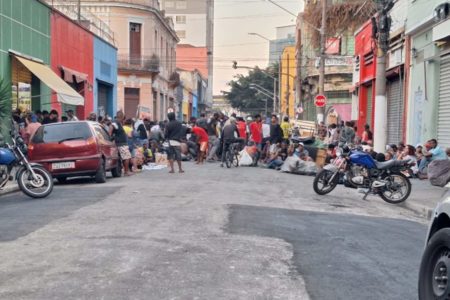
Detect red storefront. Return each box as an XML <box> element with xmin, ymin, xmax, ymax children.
<box><xmin>354</xmin><ymin>20</ymin><xmax>377</xmax><ymax>136</ymax></box>
<box><xmin>51</xmin><ymin>10</ymin><xmax>94</xmax><ymax>119</ymax></box>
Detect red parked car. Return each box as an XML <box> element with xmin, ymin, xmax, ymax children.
<box><xmin>28</xmin><ymin>121</ymin><xmax>122</xmax><ymax>183</ymax></box>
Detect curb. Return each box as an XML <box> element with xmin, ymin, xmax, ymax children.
<box><xmin>402</xmin><ymin>201</ymin><xmax>434</xmax><ymax>220</ymax></box>
<box><xmin>0</xmin><ymin>184</ymin><xmax>20</xmax><ymax>196</ymax></box>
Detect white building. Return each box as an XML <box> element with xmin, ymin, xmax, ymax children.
<box><xmin>161</xmin><ymin>0</ymin><xmax>214</xmax><ymax>107</ymax></box>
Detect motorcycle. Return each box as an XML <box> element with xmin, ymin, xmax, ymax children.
<box><xmin>0</xmin><ymin>134</ymin><xmax>53</xmax><ymax>198</ymax></box>
<box><xmin>313</xmin><ymin>147</ymin><xmax>412</xmax><ymax>204</ymax></box>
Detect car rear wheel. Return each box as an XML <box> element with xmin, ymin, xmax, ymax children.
<box><xmin>95</xmin><ymin>159</ymin><xmax>107</xmax><ymax>183</ymax></box>
<box><xmin>111</xmin><ymin>159</ymin><xmax>123</xmax><ymax>178</ymax></box>
<box><xmin>419</xmin><ymin>228</ymin><xmax>450</xmax><ymax>300</ymax></box>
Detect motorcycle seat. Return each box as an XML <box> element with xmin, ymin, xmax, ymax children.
<box><xmin>375</xmin><ymin>159</ymin><xmax>410</xmax><ymax>170</ymax></box>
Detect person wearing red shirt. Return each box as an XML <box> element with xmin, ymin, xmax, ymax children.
<box><xmin>236</xmin><ymin>117</ymin><xmax>247</xmax><ymax>140</ymax></box>
<box><xmin>249</xmin><ymin>114</ymin><xmax>263</xmax><ymax>147</ymax></box>
<box><xmin>191</xmin><ymin>124</ymin><xmax>209</xmax><ymax>164</ymax></box>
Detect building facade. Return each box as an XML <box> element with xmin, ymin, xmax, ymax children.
<box><xmin>269</xmin><ymin>25</ymin><xmax>296</xmax><ymax>65</ymax></box>
<box><xmin>352</xmin><ymin>0</ymin><xmax>408</xmax><ymax>144</ymax></box>
<box><xmin>54</xmin><ymin>0</ymin><xmax>179</xmax><ymax>121</ymax></box>
<box><xmin>50</xmin><ymin>9</ymin><xmax>94</xmax><ymax>119</ymax></box>
<box><xmin>177</xmin><ymin>68</ymin><xmax>207</xmax><ymax>122</ymax></box>
<box><xmin>94</xmin><ymin>36</ymin><xmax>118</xmax><ymax>118</ymax></box>
<box><xmin>280</xmin><ymin>46</ymin><xmax>296</xmax><ymax>119</ymax></box>
<box><xmin>161</xmin><ymin>0</ymin><xmax>213</xmax><ymax>108</ymax></box>
<box><xmin>0</xmin><ymin>0</ymin><xmax>51</xmax><ymax>136</ymax></box>
<box><xmin>406</xmin><ymin>0</ymin><xmax>450</xmax><ymax>148</ymax></box>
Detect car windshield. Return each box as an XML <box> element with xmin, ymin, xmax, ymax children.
<box><xmin>32</xmin><ymin>123</ymin><xmax>92</xmax><ymax>144</ymax></box>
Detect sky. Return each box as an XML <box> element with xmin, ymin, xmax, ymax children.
<box><xmin>213</xmin><ymin>0</ymin><xmax>303</xmax><ymax>95</ymax></box>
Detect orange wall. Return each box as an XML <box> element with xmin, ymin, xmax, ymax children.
<box><xmin>176</xmin><ymin>45</ymin><xmax>208</xmax><ymax>78</ymax></box>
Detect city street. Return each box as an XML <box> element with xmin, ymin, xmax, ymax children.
<box><xmin>0</xmin><ymin>163</ymin><xmax>432</xmax><ymax>299</ymax></box>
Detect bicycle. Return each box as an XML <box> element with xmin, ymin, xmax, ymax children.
<box><xmin>224</xmin><ymin>142</ymin><xmax>241</xmax><ymax>168</ymax></box>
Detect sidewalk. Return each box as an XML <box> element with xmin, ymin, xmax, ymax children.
<box><xmin>0</xmin><ymin>181</ymin><xmax>19</xmax><ymax>196</ymax></box>
<box><xmin>400</xmin><ymin>179</ymin><xmax>449</xmax><ymax>219</ymax></box>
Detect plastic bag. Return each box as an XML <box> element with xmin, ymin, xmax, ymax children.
<box><xmin>239</xmin><ymin>150</ymin><xmax>253</xmax><ymax>166</ymax></box>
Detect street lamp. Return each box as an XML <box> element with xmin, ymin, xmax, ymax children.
<box><xmin>248</xmin><ymin>32</ymin><xmax>272</xmax><ymax>42</ymax></box>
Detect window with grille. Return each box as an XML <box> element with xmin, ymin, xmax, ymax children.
<box><xmin>176</xmin><ymin>15</ymin><xmax>186</xmax><ymax>24</ymax></box>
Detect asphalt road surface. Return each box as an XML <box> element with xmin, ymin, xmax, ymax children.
<box><xmin>227</xmin><ymin>204</ymin><xmax>426</xmax><ymax>300</ymax></box>
<box><xmin>0</xmin><ymin>164</ymin><xmax>429</xmax><ymax>299</ymax></box>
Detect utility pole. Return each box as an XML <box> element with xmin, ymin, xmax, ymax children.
<box><xmin>317</xmin><ymin>0</ymin><xmax>327</xmax><ymax>124</ymax></box>
<box><xmin>286</xmin><ymin>53</ymin><xmax>290</xmax><ymax>117</ymax></box>
<box><xmin>373</xmin><ymin>0</ymin><xmax>394</xmax><ymax>153</ymax></box>
<box><xmin>77</xmin><ymin>0</ymin><xmax>81</xmax><ymax>23</ymax></box>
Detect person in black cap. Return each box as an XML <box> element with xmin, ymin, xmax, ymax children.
<box><xmin>66</xmin><ymin>109</ymin><xmax>79</xmax><ymax>121</ymax></box>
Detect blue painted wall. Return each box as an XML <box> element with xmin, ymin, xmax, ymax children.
<box><xmin>192</xmin><ymin>94</ymin><xmax>198</xmax><ymax>118</ymax></box>
<box><xmin>93</xmin><ymin>37</ymin><xmax>117</xmax><ymax>117</ymax></box>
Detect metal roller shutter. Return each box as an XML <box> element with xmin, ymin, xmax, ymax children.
<box><xmin>366</xmin><ymin>85</ymin><xmax>373</xmax><ymax>128</ymax></box>
<box><xmin>387</xmin><ymin>78</ymin><xmax>403</xmax><ymax>145</ymax></box>
<box><xmin>438</xmin><ymin>56</ymin><xmax>450</xmax><ymax>149</ymax></box>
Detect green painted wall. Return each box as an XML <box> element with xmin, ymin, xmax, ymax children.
<box><xmin>406</xmin><ymin>0</ymin><xmax>444</xmax><ymax>145</ymax></box>
<box><xmin>408</xmin><ymin>29</ymin><xmax>440</xmax><ymax>145</ymax></box>
<box><xmin>0</xmin><ymin>0</ymin><xmax>51</xmax><ymax>138</ymax></box>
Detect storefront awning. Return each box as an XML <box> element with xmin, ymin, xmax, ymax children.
<box><xmin>15</xmin><ymin>56</ymin><xmax>84</xmax><ymax>106</ymax></box>
<box><xmin>60</xmin><ymin>65</ymin><xmax>88</xmax><ymax>84</ymax></box>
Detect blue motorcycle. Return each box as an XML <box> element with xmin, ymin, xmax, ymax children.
<box><xmin>313</xmin><ymin>148</ymin><xmax>412</xmax><ymax>204</ymax></box>
<box><xmin>0</xmin><ymin>134</ymin><xmax>53</xmax><ymax>198</ymax></box>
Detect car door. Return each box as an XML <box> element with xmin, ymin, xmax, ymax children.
<box><xmin>93</xmin><ymin>125</ymin><xmax>113</xmax><ymax>170</ymax></box>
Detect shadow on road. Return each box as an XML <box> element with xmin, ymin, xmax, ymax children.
<box><xmin>226</xmin><ymin>204</ymin><xmax>426</xmax><ymax>300</ymax></box>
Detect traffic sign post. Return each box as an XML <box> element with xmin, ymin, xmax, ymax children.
<box><xmin>315</xmin><ymin>95</ymin><xmax>327</xmax><ymax>108</ymax></box>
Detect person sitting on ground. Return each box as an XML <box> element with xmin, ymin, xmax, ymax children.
<box><xmin>419</xmin><ymin>139</ymin><xmax>448</xmax><ymax>179</ymax></box>
<box><xmin>385</xmin><ymin>152</ymin><xmax>393</xmax><ymax>161</ymax></box>
<box><xmin>141</xmin><ymin>142</ymin><xmax>154</xmax><ymax>164</ymax></box>
<box><xmin>299</xmin><ymin>152</ymin><xmax>313</xmax><ymax>162</ymax></box>
<box><xmin>294</xmin><ymin>142</ymin><xmax>310</xmax><ymax>159</ymax></box>
<box><xmin>326</xmin><ymin>144</ymin><xmax>337</xmax><ymax>163</ymax></box>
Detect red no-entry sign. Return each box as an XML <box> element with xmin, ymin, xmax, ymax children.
<box><xmin>315</xmin><ymin>95</ymin><xmax>327</xmax><ymax>107</ymax></box>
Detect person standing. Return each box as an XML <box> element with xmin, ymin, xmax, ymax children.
<box><xmin>165</xmin><ymin>112</ymin><xmax>185</xmax><ymax>173</ymax></box>
<box><xmin>361</xmin><ymin>124</ymin><xmax>373</xmax><ymax>145</ymax></box>
<box><xmin>24</xmin><ymin>114</ymin><xmax>41</xmax><ymax>144</ymax></box>
<box><xmin>249</xmin><ymin>114</ymin><xmax>263</xmax><ymax>149</ymax></box>
<box><xmin>280</xmin><ymin>116</ymin><xmax>290</xmax><ymax>142</ymax></box>
<box><xmin>269</xmin><ymin>114</ymin><xmax>283</xmax><ymax>145</ymax></box>
<box><xmin>109</xmin><ymin>111</ymin><xmax>133</xmax><ymax>176</ymax></box>
<box><xmin>220</xmin><ymin>117</ymin><xmax>242</xmax><ymax>167</ymax></box>
<box><xmin>206</xmin><ymin>113</ymin><xmax>220</xmax><ymax>161</ymax></box>
<box><xmin>236</xmin><ymin>117</ymin><xmax>247</xmax><ymax>140</ymax></box>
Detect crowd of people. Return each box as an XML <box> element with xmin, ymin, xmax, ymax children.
<box><xmin>9</xmin><ymin>107</ymin><xmax>450</xmax><ymax>180</ymax></box>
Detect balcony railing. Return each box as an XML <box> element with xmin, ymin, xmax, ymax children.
<box><xmin>117</xmin><ymin>54</ymin><xmax>160</xmax><ymax>73</ymax></box>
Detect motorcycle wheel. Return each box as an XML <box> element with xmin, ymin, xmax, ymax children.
<box><xmin>17</xmin><ymin>166</ymin><xmax>54</xmax><ymax>198</ymax></box>
<box><xmin>418</xmin><ymin>228</ymin><xmax>450</xmax><ymax>300</ymax></box>
<box><xmin>379</xmin><ymin>173</ymin><xmax>411</xmax><ymax>204</ymax></box>
<box><xmin>313</xmin><ymin>169</ymin><xmax>339</xmax><ymax>195</ymax></box>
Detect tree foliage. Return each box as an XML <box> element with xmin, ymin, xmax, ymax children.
<box><xmin>223</xmin><ymin>64</ymin><xmax>279</xmax><ymax>116</ymax></box>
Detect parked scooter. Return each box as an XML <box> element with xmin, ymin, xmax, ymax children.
<box><xmin>313</xmin><ymin>146</ymin><xmax>412</xmax><ymax>204</ymax></box>
<box><xmin>0</xmin><ymin>134</ymin><xmax>53</xmax><ymax>198</ymax></box>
